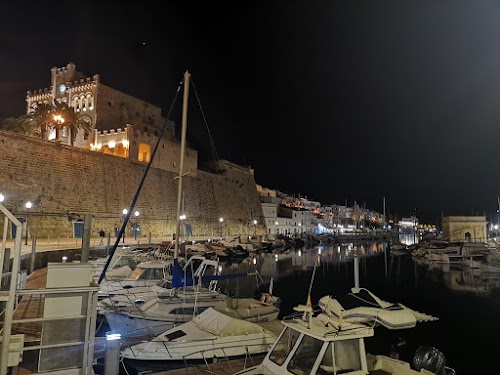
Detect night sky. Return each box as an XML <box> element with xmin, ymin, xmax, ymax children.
<box><xmin>2</xmin><ymin>1</ymin><xmax>500</xmax><ymax>225</ymax></box>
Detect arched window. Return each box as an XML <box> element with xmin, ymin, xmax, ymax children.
<box><xmin>138</xmin><ymin>143</ymin><xmax>151</xmax><ymax>162</ymax></box>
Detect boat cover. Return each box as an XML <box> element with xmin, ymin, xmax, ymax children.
<box><xmin>318</xmin><ymin>288</ymin><xmax>438</xmax><ymax>330</ymax></box>
<box><xmin>192</xmin><ymin>307</ymin><xmax>267</xmax><ymax>336</ymax></box>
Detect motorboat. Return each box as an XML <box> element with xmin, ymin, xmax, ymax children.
<box><xmin>103</xmin><ymin>286</ymin><xmax>279</xmax><ymax>338</ymax></box>
<box><xmin>233</xmin><ymin>287</ymin><xmax>456</xmax><ymax>375</ymax></box>
<box><xmin>104</xmin><ymin>287</ymin><xmax>228</xmax><ymax>338</ymax></box>
<box><xmin>97</xmin><ymin>255</ymin><xmax>219</xmax><ymax>310</ymax></box>
<box><xmin>120</xmin><ymin>307</ymin><xmax>281</xmax><ymax>363</ymax></box>
<box><xmin>105</xmin><ymin>292</ymin><xmax>279</xmax><ymax>338</ymax></box>
<box><xmin>98</xmin><ymin>259</ymin><xmax>172</xmax><ymax>298</ymax></box>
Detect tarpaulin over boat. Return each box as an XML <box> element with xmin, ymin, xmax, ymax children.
<box><xmin>318</xmin><ymin>287</ymin><xmax>438</xmax><ymax>330</ymax></box>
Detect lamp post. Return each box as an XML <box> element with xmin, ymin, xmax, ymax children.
<box><xmin>25</xmin><ymin>201</ymin><xmax>32</xmax><ymax>245</ymax></box>
<box><xmin>253</xmin><ymin>219</ymin><xmax>257</xmax><ymax>236</ymax></box>
<box><xmin>219</xmin><ymin>217</ymin><xmax>224</xmax><ymax>238</ymax></box>
<box><xmin>180</xmin><ymin>214</ymin><xmax>186</xmax><ymax>242</ymax></box>
<box><xmin>134</xmin><ymin>211</ymin><xmax>140</xmax><ymax>240</ymax></box>
<box><xmin>122</xmin><ymin>209</ymin><xmax>128</xmax><ymax>243</ymax></box>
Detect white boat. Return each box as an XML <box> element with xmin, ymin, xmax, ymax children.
<box><xmin>120</xmin><ymin>307</ymin><xmax>280</xmax><ymax>363</ymax></box>
<box><xmin>233</xmin><ymin>288</ymin><xmax>456</xmax><ymax>375</ymax></box>
<box><xmin>104</xmin><ymin>287</ymin><xmax>228</xmax><ymax>338</ymax></box>
<box><xmin>97</xmin><ymin>255</ymin><xmax>219</xmax><ymax>311</ymax></box>
<box><xmin>98</xmin><ymin>259</ymin><xmax>172</xmax><ymax>298</ymax></box>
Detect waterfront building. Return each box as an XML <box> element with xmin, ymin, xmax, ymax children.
<box><xmin>442</xmin><ymin>215</ymin><xmax>488</xmax><ymax>242</ymax></box>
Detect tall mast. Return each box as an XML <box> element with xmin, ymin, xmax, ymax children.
<box><xmin>383</xmin><ymin>196</ymin><xmax>386</xmax><ymax>231</ymax></box>
<box><xmin>174</xmin><ymin>70</ymin><xmax>191</xmax><ymax>260</ymax></box>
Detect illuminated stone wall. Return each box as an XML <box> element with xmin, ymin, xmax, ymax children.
<box><xmin>0</xmin><ymin>130</ymin><xmax>264</xmax><ymax>240</ymax></box>
<box><xmin>441</xmin><ymin>216</ymin><xmax>487</xmax><ymax>242</ymax></box>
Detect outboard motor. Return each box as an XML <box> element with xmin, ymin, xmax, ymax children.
<box><xmin>413</xmin><ymin>346</ymin><xmax>446</xmax><ymax>374</ymax></box>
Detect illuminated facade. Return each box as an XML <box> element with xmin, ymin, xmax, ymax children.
<box><xmin>25</xmin><ymin>62</ymin><xmax>197</xmax><ymax>176</ymax></box>
<box><xmin>442</xmin><ymin>216</ymin><xmax>487</xmax><ymax>242</ymax></box>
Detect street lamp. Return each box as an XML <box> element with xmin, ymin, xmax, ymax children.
<box><xmin>275</xmin><ymin>220</ymin><xmax>279</xmax><ymax>235</ymax></box>
<box><xmin>253</xmin><ymin>219</ymin><xmax>257</xmax><ymax>236</ymax></box>
<box><xmin>0</xmin><ymin>193</ymin><xmax>4</xmax><ymax>202</ymax></box>
<box><xmin>25</xmin><ymin>201</ymin><xmax>32</xmax><ymax>245</ymax></box>
<box><xmin>122</xmin><ymin>209</ymin><xmax>128</xmax><ymax>243</ymax></box>
<box><xmin>219</xmin><ymin>217</ymin><xmax>224</xmax><ymax>238</ymax></box>
<box><xmin>134</xmin><ymin>211</ymin><xmax>140</xmax><ymax>240</ymax></box>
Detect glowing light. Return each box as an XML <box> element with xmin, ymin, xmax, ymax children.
<box><xmin>253</xmin><ymin>257</ymin><xmax>257</xmax><ymax>265</ymax></box>
<box><xmin>62</xmin><ymin>256</ymin><xmax>68</xmax><ymax>263</ymax></box>
<box><xmin>275</xmin><ymin>254</ymin><xmax>278</xmax><ymax>262</ymax></box>
<box><xmin>0</xmin><ymin>193</ymin><xmax>4</xmax><ymax>202</ymax></box>
<box><xmin>108</xmin><ymin>141</ymin><xmax>116</xmax><ymax>149</ymax></box>
<box><xmin>25</xmin><ymin>201</ymin><xmax>32</xmax><ymax>209</ymax></box>
<box><xmin>122</xmin><ymin>139</ymin><xmax>129</xmax><ymax>148</ymax></box>
<box><xmin>253</xmin><ymin>219</ymin><xmax>257</xmax><ymax>225</ymax></box>
<box><xmin>275</xmin><ymin>221</ymin><xmax>279</xmax><ymax>225</ymax></box>
<box><xmin>134</xmin><ymin>211</ymin><xmax>140</xmax><ymax>217</ymax></box>
<box><xmin>122</xmin><ymin>209</ymin><xmax>128</xmax><ymax>215</ymax></box>
<box><xmin>219</xmin><ymin>217</ymin><xmax>224</xmax><ymax>223</ymax></box>
<box><xmin>106</xmin><ymin>332</ymin><xmax>121</xmax><ymax>341</ymax></box>
<box><xmin>52</xmin><ymin>114</ymin><xmax>65</xmax><ymax>124</ymax></box>
<box><xmin>180</xmin><ymin>214</ymin><xmax>186</xmax><ymax>220</ymax></box>
<box><xmin>97</xmin><ymin>143</ymin><xmax>102</xmax><ymax>150</ymax></box>
<box><xmin>298</xmin><ymin>250</ymin><xmax>302</xmax><ymax>257</ymax></box>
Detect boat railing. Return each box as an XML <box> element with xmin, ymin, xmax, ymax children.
<box><xmin>180</xmin><ymin>342</ymin><xmax>273</xmax><ymax>373</ymax></box>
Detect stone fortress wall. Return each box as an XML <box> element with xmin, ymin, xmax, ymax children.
<box><xmin>0</xmin><ymin>130</ymin><xmax>265</xmax><ymax>240</ymax></box>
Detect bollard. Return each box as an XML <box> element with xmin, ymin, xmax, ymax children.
<box><xmin>104</xmin><ymin>332</ymin><xmax>121</xmax><ymax>375</ymax></box>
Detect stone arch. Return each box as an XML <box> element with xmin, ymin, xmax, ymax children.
<box><xmin>464</xmin><ymin>232</ymin><xmax>471</xmax><ymax>241</ymax></box>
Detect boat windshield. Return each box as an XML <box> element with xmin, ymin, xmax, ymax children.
<box><xmin>316</xmin><ymin>339</ymin><xmax>363</xmax><ymax>374</ymax></box>
<box><xmin>269</xmin><ymin>327</ymin><xmax>300</xmax><ymax>366</ymax></box>
<box><xmin>287</xmin><ymin>334</ymin><xmax>323</xmax><ymax>374</ymax></box>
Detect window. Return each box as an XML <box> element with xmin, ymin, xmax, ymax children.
<box><xmin>269</xmin><ymin>327</ymin><xmax>300</xmax><ymax>366</ymax></box>
<box><xmin>138</xmin><ymin>143</ymin><xmax>151</xmax><ymax>162</ymax></box>
<box><xmin>329</xmin><ymin>339</ymin><xmax>362</xmax><ymax>374</ymax></box>
<box><xmin>163</xmin><ymin>330</ymin><xmax>187</xmax><ymax>341</ymax></box>
<box><xmin>287</xmin><ymin>334</ymin><xmax>323</xmax><ymax>374</ymax></box>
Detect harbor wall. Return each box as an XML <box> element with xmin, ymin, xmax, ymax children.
<box><xmin>0</xmin><ymin>130</ymin><xmax>265</xmax><ymax>240</ymax></box>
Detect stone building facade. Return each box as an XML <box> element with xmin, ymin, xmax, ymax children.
<box><xmin>25</xmin><ymin>62</ymin><xmax>197</xmax><ymax>176</ymax></box>
<box><xmin>1</xmin><ymin>63</ymin><xmax>263</xmax><ymax>240</ymax></box>
<box><xmin>441</xmin><ymin>216</ymin><xmax>488</xmax><ymax>242</ymax></box>
<box><xmin>0</xmin><ymin>130</ymin><xmax>264</xmax><ymax>240</ymax></box>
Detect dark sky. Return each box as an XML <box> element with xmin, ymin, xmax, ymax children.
<box><xmin>2</xmin><ymin>1</ymin><xmax>500</xmax><ymax>225</ymax></box>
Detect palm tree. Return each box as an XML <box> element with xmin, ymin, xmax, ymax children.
<box><xmin>0</xmin><ymin>102</ymin><xmax>93</xmax><ymax>145</ymax></box>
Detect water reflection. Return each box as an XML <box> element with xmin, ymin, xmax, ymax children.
<box><xmin>215</xmin><ymin>240</ymin><xmax>499</xmax><ymax>375</ymax></box>
<box><xmin>217</xmin><ymin>239</ymin><xmax>500</xmax><ymax>300</ymax></box>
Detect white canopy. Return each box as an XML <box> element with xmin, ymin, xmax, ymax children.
<box><xmin>192</xmin><ymin>307</ymin><xmax>266</xmax><ymax>336</ymax></box>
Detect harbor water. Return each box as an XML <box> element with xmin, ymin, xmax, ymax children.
<box><xmin>115</xmin><ymin>240</ymin><xmax>498</xmax><ymax>375</ymax></box>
